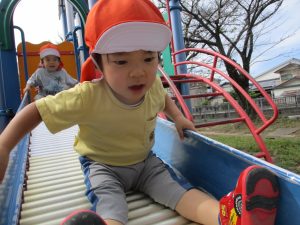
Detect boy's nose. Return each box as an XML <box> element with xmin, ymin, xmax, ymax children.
<box><xmin>129</xmin><ymin>66</ymin><xmax>146</xmax><ymax>78</ymax></box>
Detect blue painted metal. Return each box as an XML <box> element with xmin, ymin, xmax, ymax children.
<box><xmin>168</xmin><ymin>0</ymin><xmax>191</xmax><ymax>110</ymax></box>
<box><xmin>0</xmin><ymin>50</ymin><xmax>21</xmax><ymax>132</ymax></box>
<box><xmin>14</xmin><ymin>26</ymin><xmax>29</xmax><ymax>81</ymax></box>
<box><xmin>153</xmin><ymin>118</ymin><xmax>300</xmax><ymax>225</ymax></box>
<box><xmin>72</xmin><ymin>26</ymin><xmax>84</xmax><ymax>80</ymax></box>
<box><xmin>65</xmin><ymin>0</ymin><xmax>75</xmax><ymax>35</ymax></box>
<box><xmin>0</xmin><ymin>93</ymin><xmax>30</xmax><ymax>225</ymax></box>
<box><xmin>0</xmin><ymin>109</ymin><xmax>15</xmax><ymax>134</ymax></box>
<box><xmin>88</xmin><ymin>0</ymin><xmax>97</xmax><ymax>9</ymax></box>
<box><xmin>0</xmin><ymin>134</ymin><xmax>30</xmax><ymax>225</ymax></box>
<box><xmin>59</xmin><ymin>0</ymin><xmax>68</xmax><ymax>38</ymax></box>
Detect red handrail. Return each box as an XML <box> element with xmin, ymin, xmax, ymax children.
<box><xmin>162</xmin><ymin>1</ymin><xmax>278</xmax><ymax>162</ymax></box>
<box><xmin>159</xmin><ymin>65</ymin><xmax>193</xmax><ymax>121</ymax></box>
<box><xmin>159</xmin><ymin>48</ymin><xmax>279</xmax><ymax>163</ymax></box>
<box><xmin>173</xmin><ymin>48</ymin><xmax>278</xmax><ymax>134</ymax></box>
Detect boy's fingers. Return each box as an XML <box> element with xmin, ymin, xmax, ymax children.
<box><xmin>176</xmin><ymin>127</ymin><xmax>184</xmax><ymax>140</ymax></box>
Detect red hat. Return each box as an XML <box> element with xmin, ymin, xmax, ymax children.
<box><xmin>39</xmin><ymin>43</ymin><xmax>60</xmax><ymax>59</ymax></box>
<box><xmin>80</xmin><ymin>0</ymin><xmax>171</xmax><ymax>82</ymax></box>
<box><xmin>85</xmin><ymin>0</ymin><xmax>172</xmax><ymax>54</ymax></box>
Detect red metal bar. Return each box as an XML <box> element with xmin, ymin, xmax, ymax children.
<box><xmin>158</xmin><ymin>66</ymin><xmax>193</xmax><ymax>121</ymax></box>
<box><xmin>173</xmin><ymin>48</ymin><xmax>278</xmax><ymax>134</ymax></box>
<box><xmin>195</xmin><ymin>118</ymin><xmax>245</xmax><ymax>128</ymax></box>
<box><xmin>210</xmin><ymin>55</ymin><xmax>218</xmax><ymax>82</ymax></box>
<box><xmin>179</xmin><ymin>92</ymin><xmax>223</xmax><ymax>99</ymax></box>
<box><xmin>163</xmin><ymin>71</ymin><xmax>273</xmax><ymax>162</ymax></box>
<box><xmin>159</xmin><ymin>47</ymin><xmax>278</xmax><ymax>162</ymax></box>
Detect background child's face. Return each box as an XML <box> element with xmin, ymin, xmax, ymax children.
<box><xmin>100</xmin><ymin>50</ymin><xmax>159</xmax><ymax>105</ymax></box>
<box><xmin>42</xmin><ymin>55</ymin><xmax>60</xmax><ymax>72</ymax></box>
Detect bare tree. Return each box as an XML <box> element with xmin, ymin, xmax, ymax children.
<box><xmin>158</xmin><ymin>0</ymin><xmax>283</xmax><ymax>115</ymax></box>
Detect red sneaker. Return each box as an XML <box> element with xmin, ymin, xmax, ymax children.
<box><xmin>219</xmin><ymin>165</ymin><xmax>279</xmax><ymax>225</ymax></box>
<box><xmin>60</xmin><ymin>209</ymin><xmax>107</xmax><ymax>225</ymax></box>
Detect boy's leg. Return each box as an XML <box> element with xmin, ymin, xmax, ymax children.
<box><xmin>175</xmin><ymin>189</ymin><xmax>220</xmax><ymax>225</ymax></box>
<box><xmin>219</xmin><ymin>165</ymin><xmax>279</xmax><ymax>225</ymax></box>
<box><xmin>138</xmin><ymin>152</ymin><xmax>220</xmax><ymax>225</ymax></box>
<box><xmin>78</xmin><ymin>157</ymin><xmax>129</xmax><ymax>225</ymax></box>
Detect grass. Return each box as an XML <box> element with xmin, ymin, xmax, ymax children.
<box><xmin>198</xmin><ymin>117</ymin><xmax>300</xmax><ymax>174</ymax></box>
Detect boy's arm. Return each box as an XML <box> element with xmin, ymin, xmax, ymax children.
<box><xmin>0</xmin><ymin>102</ymin><xmax>42</xmax><ymax>183</ymax></box>
<box><xmin>63</xmin><ymin>69</ymin><xmax>78</xmax><ymax>87</ymax></box>
<box><xmin>23</xmin><ymin>84</ymin><xmax>32</xmax><ymax>93</ymax></box>
<box><xmin>23</xmin><ymin>70</ymin><xmax>38</xmax><ymax>93</ymax></box>
<box><xmin>163</xmin><ymin>95</ymin><xmax>196</xmax><ymax>140</ymax></box>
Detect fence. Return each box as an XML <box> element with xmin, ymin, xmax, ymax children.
<box><xmin>192</xmin><ymin>95</ymin><xmax>300</xmax><ymax>122</ymax></box>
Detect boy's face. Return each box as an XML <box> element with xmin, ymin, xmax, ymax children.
<box><xmin>42</xmin><ymin>55</ymin><xmax>60</xmax><ymax>72</ymax></box>
<box><xmin>100</xmin><ymin>50</ymin><xmax>159</xmax><ymax>105</ymax></box>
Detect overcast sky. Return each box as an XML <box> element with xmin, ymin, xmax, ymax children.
<box><xmin>250</xmin><ymin>0</ymin><xmax>300</xmax><ymax>76</ymax></box>
<box><xmin>13</xmin><ymin>0</ymin><xmax>300</xmax><ymax>77</ymax></box>
<box><xmin>13</xmin><ymin>0</ymin><xmax>62</xmax><ymax>45</ymax></box>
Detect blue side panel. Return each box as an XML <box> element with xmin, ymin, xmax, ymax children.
<box><xmin>0</xmin><ymin>134</ymin><xmax>30</xmax><ymax>225</ymax></box>
<box><xmin>153</xmin><ymin>118</ymin><xmax>300</xmax><ymax>225</ymax></box>
<box><xmin>0</xmin><ymin>49</ymin><xmax>21</xmax><ymax>130</ymax></box>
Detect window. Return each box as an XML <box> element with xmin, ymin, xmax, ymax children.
<box><xmin>281</xmin><ymin>73</ymin><xmax>293</xmax><ymax>81</ymax></box>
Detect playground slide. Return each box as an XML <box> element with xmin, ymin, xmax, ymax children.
<box><xmin>0</xmin><ymin>122</ymin><xmax>197</xmax><ymax>225</ymax></box>
<box><xmin>154</xmin><ymin>119</ymin><xmax>300</xmax><ymax>225</ymax></box>
<box><xmin>0</xmin><ymin>54</ymin><xmax>299</xmax><ymax>224</ymax></box>
<box><xmin>0</xmin><ymin>116</ymin><xmax>300</xmax><ymax>225</ymax></box>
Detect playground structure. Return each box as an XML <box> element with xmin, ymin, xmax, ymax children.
<box><xmin>0</xmin><ymin>0</ymin><xmax>299</xmax><ymax>225</ymax></box>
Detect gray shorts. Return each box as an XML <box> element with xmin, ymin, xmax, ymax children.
<box><xmin>79</xmin><ymin>152</ymin><xmax>193</xmax><ymax>224</ymax></box>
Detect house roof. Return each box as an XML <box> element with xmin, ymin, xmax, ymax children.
<box><xmin>254</xmin><ymin>58</ymin><xmax>300</xmax><ymax>79</ymax></box>
<box><xmin>250</xmin><ymin>79</ymin><xmax>278</xmax><ymax>90</ymax></box>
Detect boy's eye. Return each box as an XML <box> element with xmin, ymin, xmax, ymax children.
<box><xmin>44</xmin><ymin>57</ymin><xmax>59</xmax><ymax>62</ymax></box>
<box><xmin>144</xmin><ymin>57</ymin><xmax>155</xmax><ymax>62</ymax></box>
<box><xmin>113</xmin><ymin>60</ymin><xmax>127</xmax><ymax>65</ymax></box>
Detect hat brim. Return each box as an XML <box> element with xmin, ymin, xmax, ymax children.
<box><xmin>40</xmin><ymin>48</ymin><xmax>60</xmax><ymax>59</ymax></box>
<box><xmin>92</xmin><ymin>22</ymin><xmax>172</xmax><ymax>54</ymax></box>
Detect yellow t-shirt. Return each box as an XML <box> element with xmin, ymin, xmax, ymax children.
<box><xmin>35</xmin><ymin>77</ymin><xmax>166</xmax><ymax>166</ymax></box>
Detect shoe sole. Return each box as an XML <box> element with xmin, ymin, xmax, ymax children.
<box><xmin>60</xmin><ymin>209</ymin><xmax>107</xmax><ymax>225</ymax></box>
<box><xmin>242</xmin><ymin>166</ymin><xmax>279</xmax><ymax>225</ymax></box>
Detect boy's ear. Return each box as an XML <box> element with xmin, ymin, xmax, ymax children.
<box><xmin>91</xmin><ymin>54</ymin><xmax>103</xmax><ymax>72</ymax></box>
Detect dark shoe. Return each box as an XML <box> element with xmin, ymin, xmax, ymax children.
<box><xmin>219</xmin><ymin>165</ymin><xmax>279</xmax><ymax>225</ymax></box>
<box><xmin>60</xmin><ymin>209</ymin><xmax>107</xmax><ymax>225</ymax></box>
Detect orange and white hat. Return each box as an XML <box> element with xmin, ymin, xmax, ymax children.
<box><xmin>85</xmin><ymin>0</ymin><xmax>172</xmax><ymax>54</ymax></box>
<box><xmin>39</xmin><ymin>43</ymin><xmax>60</xmax><ymax>59</ymax></box>
<box><xmin>80</xmin><ymin>0</ymin><xmax>172</xmax><ymax>81</ymax></box>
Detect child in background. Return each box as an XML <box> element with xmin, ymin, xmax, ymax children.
<box><xmin>23</xmin><ymin>43</ymin><xmax>78</xmax><ymax>100</ymax></box>
<box><xmin>0</xmin><ymin>1</ymin><xmax>279</xmax><ymax>225</ymax></box>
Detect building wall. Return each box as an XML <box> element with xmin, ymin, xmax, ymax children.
<box><xmin>273</xmin><ymin>78</ymin><xmax>300</xmax><ymax>98</ymax></box>
<box><xmin>274</xmin><ymin>86</ymin><xmax>300</xmax><ymax>98</ymax></box>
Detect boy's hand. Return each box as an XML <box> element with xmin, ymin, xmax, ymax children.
<box><xmin>173</xmin><ymin>115</ymin><xmax>197</xmax><ymax>140</ymax></box>
<box><xmin>23</xmin><ymin>87</ymin><xmax>29</xmax><ymax>94</ymax></box>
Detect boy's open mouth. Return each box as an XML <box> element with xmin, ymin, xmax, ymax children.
<box><xmin>129</xmin><ymin>84</ymin><xmax>144</xmax><ymax>91</ymax></box>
